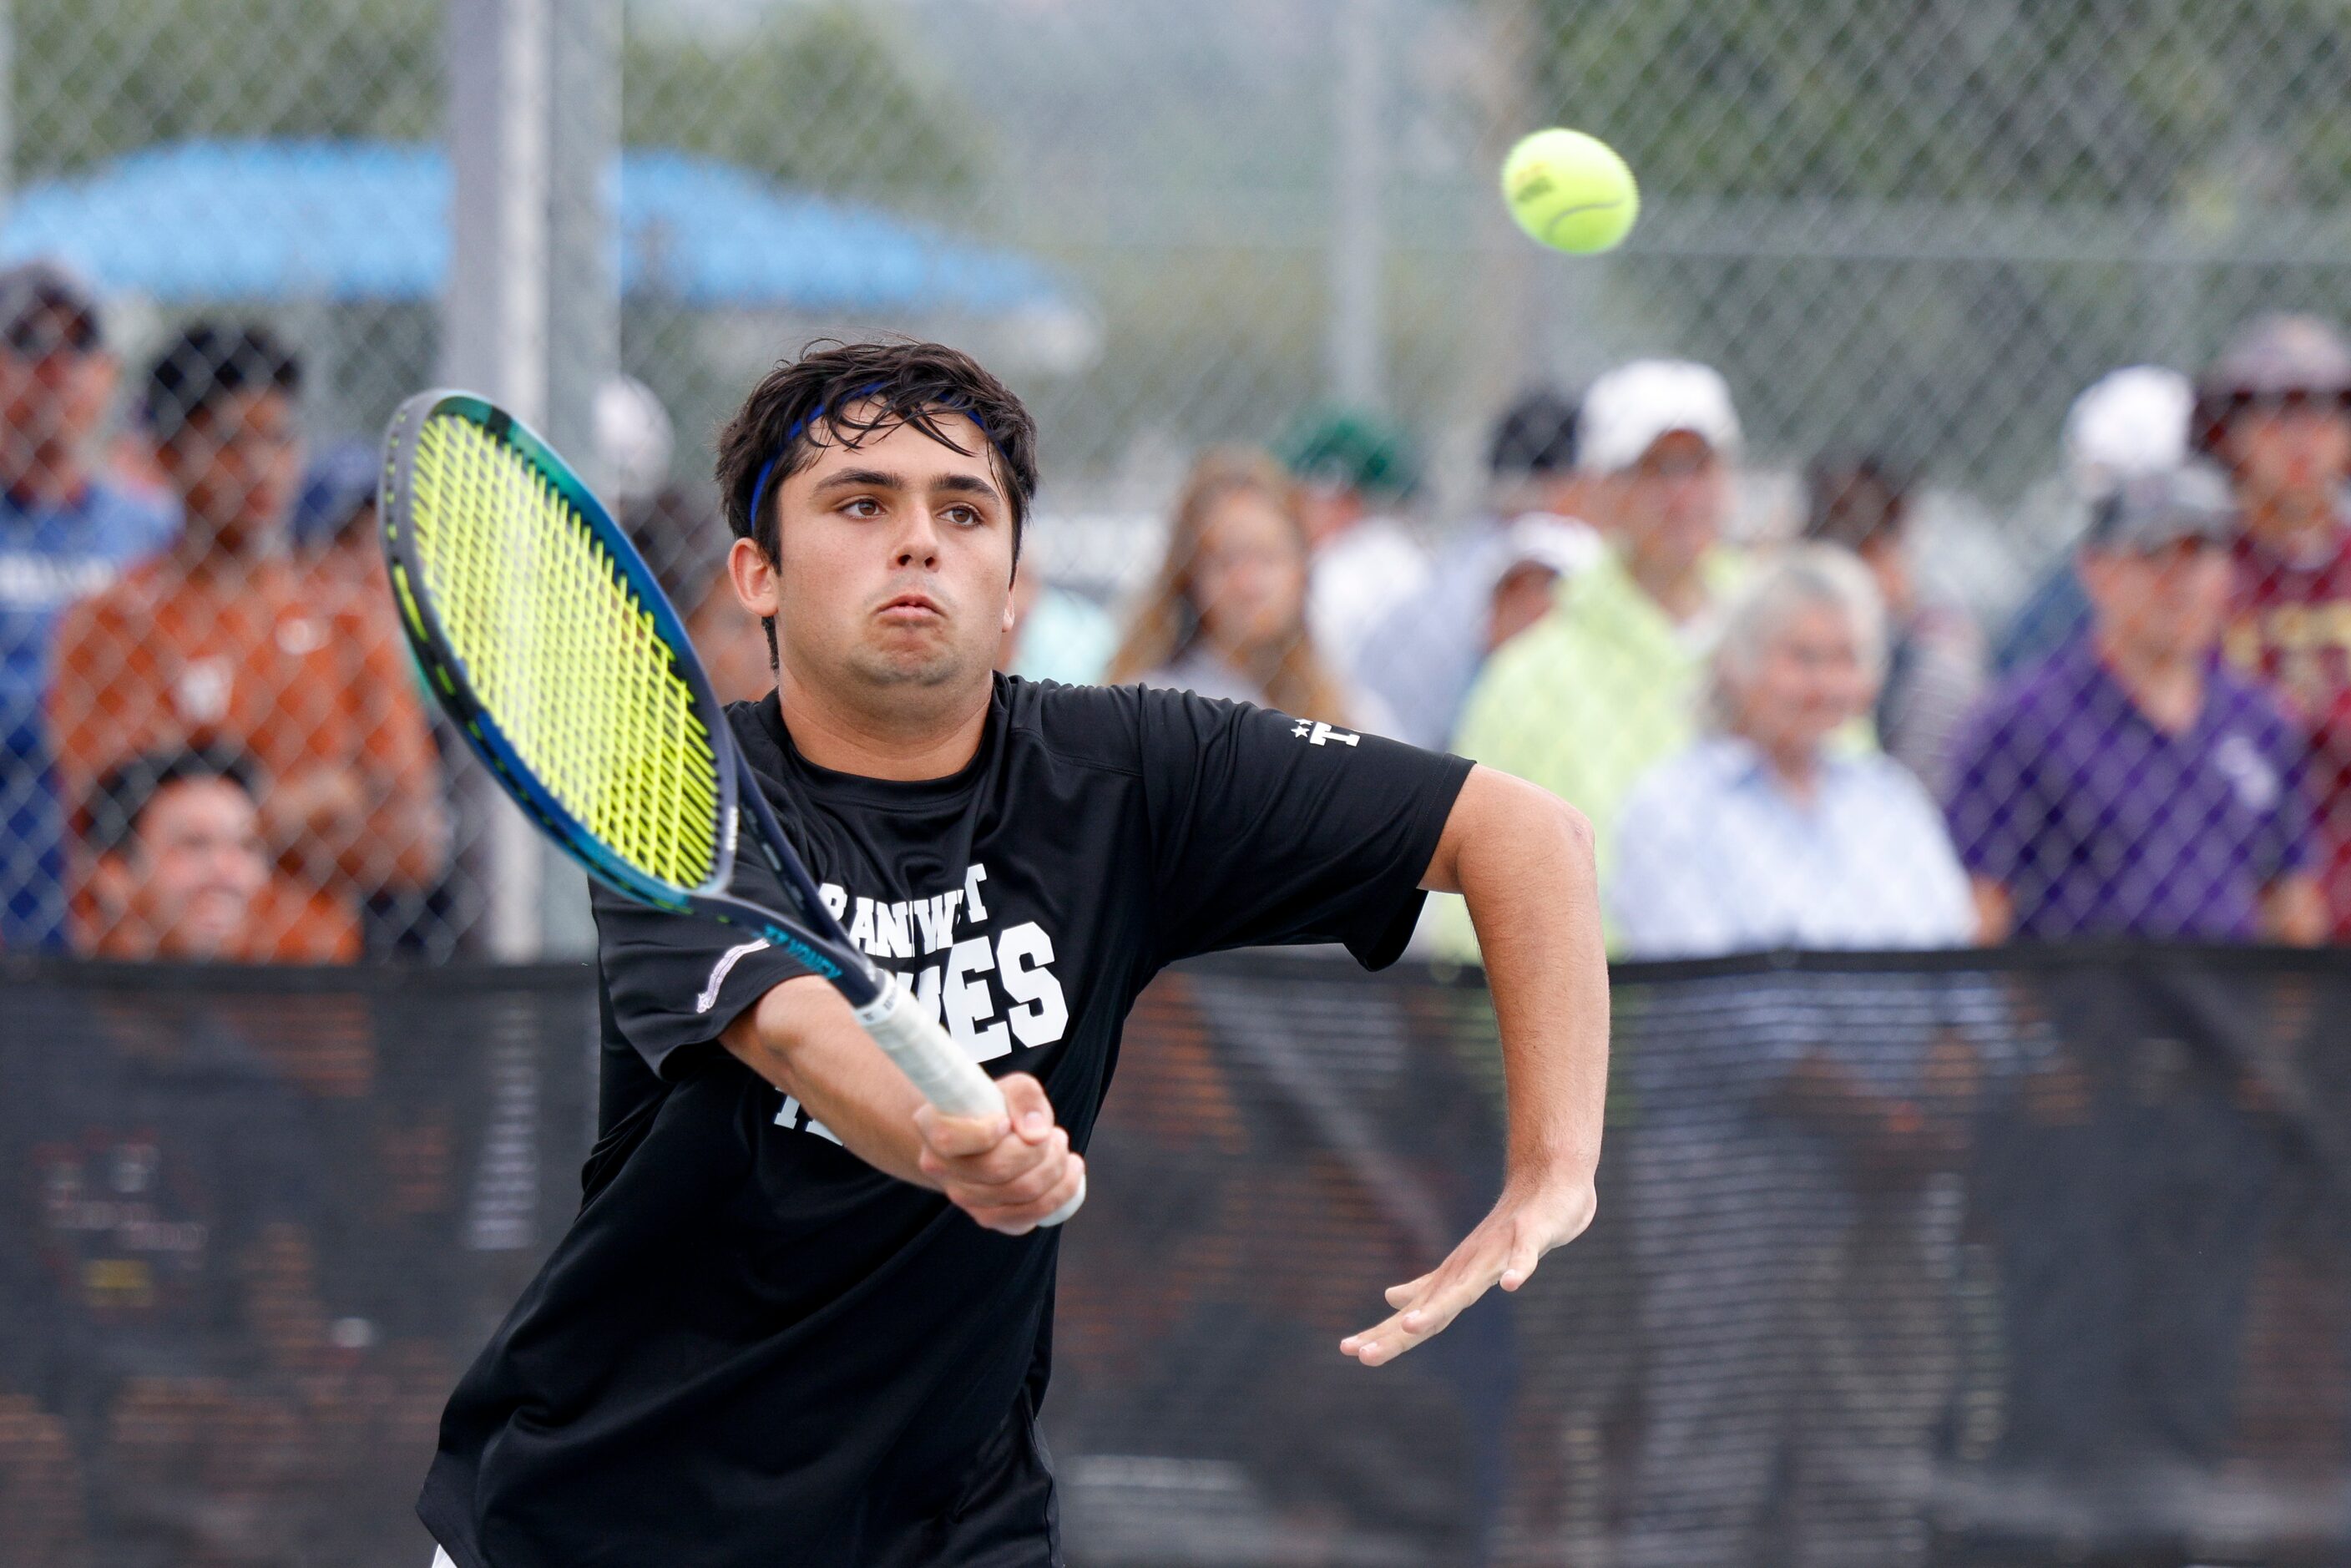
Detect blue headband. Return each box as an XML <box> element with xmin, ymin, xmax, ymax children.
<box><xmin>743</xmin><ymin>387</ymin><xmax>1014</xmax><ymax>544</ymax></box>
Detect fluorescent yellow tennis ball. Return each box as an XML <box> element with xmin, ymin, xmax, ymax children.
<box><xmin>1501</xmin><ymin>129</ymin><xmax>1638</xmax><ymax>255</ymax></box>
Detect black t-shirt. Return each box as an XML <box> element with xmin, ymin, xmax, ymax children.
<box><xmin>419</xmin><ymin>676</ymin><xmax>1470</xmax><ymax>1568</ymax></box>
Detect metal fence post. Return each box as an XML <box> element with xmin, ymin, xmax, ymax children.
<box><xmin>443</xmin><ymin>0</ymin><xmax>554</xmax><ymax>960</ymax></box>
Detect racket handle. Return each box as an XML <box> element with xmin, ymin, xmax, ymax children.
<box><xmin>853</xmin><ymin>975</ymin><xmax>1084</xmax><ymax>1227</ymax></box>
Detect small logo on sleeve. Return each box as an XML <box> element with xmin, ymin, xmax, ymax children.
<box><xmin>1292</xmin><ymin>720</ymin><xmax>1359</xmax><ymax>747</ymax></box>
<box><xmin>695</xmin><ymin>939</ymin><xmax>771</xmax><ymax>1014</ymax></box>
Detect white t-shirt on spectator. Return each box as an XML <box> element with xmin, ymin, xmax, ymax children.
<box><xmin>1308</xmin><ymin>517</ymin><xmax>1429</xmax><ymax>678</ymax></box>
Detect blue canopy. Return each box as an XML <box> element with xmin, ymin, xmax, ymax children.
<box><xmin>0</xmin><ymin>139</ymin><xmax>1079</xmax><ymax>319</ymax></box>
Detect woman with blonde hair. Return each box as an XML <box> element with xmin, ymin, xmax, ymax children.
<box><xmin>1109</xmin><ymin>447</ymin><xmax>1388</xmax><ymax>731</ymax></box>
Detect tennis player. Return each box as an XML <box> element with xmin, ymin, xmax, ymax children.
<box><xmin>417</xmin><ymin>341</ymin><xmax>1608</xmax><ymax>1568</ymax></box>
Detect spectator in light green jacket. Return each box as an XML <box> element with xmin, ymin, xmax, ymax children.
<box><xmin>1436</xmin><ymin>358</ymin><xmax>1746</xmax><ymax>958</ymax></box>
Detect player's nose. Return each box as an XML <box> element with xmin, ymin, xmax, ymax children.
<box><xmin>890</xmin><ymin>513</ymin><xmax>944</xmax><ymax>569</ymax></box>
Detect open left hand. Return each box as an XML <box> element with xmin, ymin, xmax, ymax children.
<box><xmin>1340</xmin><ymin>1178</ymin><xmax>1596</xmax><ymax>1368</ymax></box>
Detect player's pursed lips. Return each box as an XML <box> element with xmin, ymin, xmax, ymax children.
<box><xmin>874</xmin><ymin>584</ymin><xmax>950</xmax><ymax>625</ymax></box>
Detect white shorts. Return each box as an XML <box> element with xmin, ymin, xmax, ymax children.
<box><xmin>432</xmin><ymin>1550</ymin><xmax>459</xmax><ymax>1568</ymax></box>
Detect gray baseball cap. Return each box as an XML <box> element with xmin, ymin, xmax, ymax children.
<box><xmin>2081</xmin><ymin>463</ymin><xmax>2235</xmax><ymax>554</ymax></box>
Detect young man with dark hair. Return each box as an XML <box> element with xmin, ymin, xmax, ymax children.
<box><xmin>1802</xmin><ymin>451</ymin><xmax>1984</xmax><ymax>788</ymax></box>
<box><xmin>51</xmin><ymin>320</ymin><xmax>444</xmax><ymax>959</ymax></box>
<box><xmin>75</xmin><ymin>744</ymin><xmax>357</xmax><ymax>961</ymax></box>
<box><xmin>417</xmin><ymin>340</ymin><xmax>1610</xmax><ymax>1568</ymax></box>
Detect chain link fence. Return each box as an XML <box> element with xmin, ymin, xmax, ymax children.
<box><xmin>2</xmin><ymin>0</ymin><xmax>2348</xmax><ymax>965</ymax></box>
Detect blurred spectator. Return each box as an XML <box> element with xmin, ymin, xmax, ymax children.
<box><xmin>1610</xmin><ymin>548</ymin><xmax>1980</xmax><ymax>1566</ymax></box>
<box><xmin>1108</xmin><ymin>447</ymin><xmax>1388</xmax><ymax>730</ymax></box>
<box><xmin>999</xmin><ymin>559</ymin><xmax>1117</xmax><ymax>685</ymax></box>
<box><xmin>2196</xmin><ymin>313</ymin><xmax>2351</xmax><ymax>939</ymax></box>
<box><xmin>1949</xmin><ymin>465</ymin><xmax>2325</xmax><ymax>943</ymax></box>
<box><xmin>75</xmin><ymin>746</ymin><xmax>357</xmax><ymax>962</ymax></box>
<box><xmin>292</xmin><ymin>441</ymin><xmax>478</xmax><ymax>956</ymax></box>
<box><xmin>685</xmin><ymin>570</ymin><xmax>777</xmax><ymax>706</ymax></box>
<box><xmin>1612</xmin><ymin>545</ymin><xmax>1975</xmax><ymax>957</ymax></box>
<box><xmin>1802</xmin><ymin>452</ymin><xmax>1984</xmax><ymax>788</ymax></box>
<box><xmin>1354</xmin><ymin>388</ymin><xmax>1602</xmax><ymax>750</ymax></box>
<box><xmin>51</xmin><ymin>322</ymin><xmax>445</xmax><ymax>957</ymax></box>
<box><xmin>598</xmin><ymin>375</ymin><xmax>674</xmax><ymax>513</ymax></box>
<box><xmin>1997</xmin><ymin>367</ymin><xmax>2193</xmax><ymax>676</ymax></box>
<box><xmin>595</xmin><ymin>375</ymin><xmax>771</xmax><ymax>706</ymax></box>
<box><xmin>0</xmin><ymin>260</ymin><xmax>175</xmax><ymax>950</ymax></box>
<box><xmin>291</xmin><ymin>438</ymin><xmax>387</xmax><ymax>614</ymax></box>
<box><xmin>1275</xmin><ymin>405</ymin><xmax>1429</xmax><ymax>676</ymax></box>
<box><xmin>1442</xmin><ymin>359</ymin><xmax>1745</xmax><ymax>954</ymax></box>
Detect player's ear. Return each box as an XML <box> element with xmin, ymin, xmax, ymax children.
<box><xmin>727</xmin><ymin>535</ymin><xmax>780</xmax><ymax>620</ymax></box>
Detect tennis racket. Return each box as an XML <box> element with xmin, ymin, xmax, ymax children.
<box><xmin>378</xmin><ymin>389</ymin><xmax>1081</xmax><ymax>1226</ymax></box>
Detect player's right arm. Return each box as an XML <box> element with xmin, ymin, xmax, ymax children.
<box><xmin>720</xmin><ymin>976</ymin><xmax>1084</xmax><ymax>1236</ymax></box>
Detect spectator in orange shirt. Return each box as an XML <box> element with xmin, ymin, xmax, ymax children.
<box><xmin>291</xmin><ymin>437</ymin><xmax>392</xmax><ymax>629</ymax></box>
<box><xmin>50</xmin><ymin>322</ymin><xmax>444</xmax><ymax>955</ymax></box>
<box><xmin>75</xmin><ymin>746</ymin><xmax>357</xmax><ymax>961</ymax></box>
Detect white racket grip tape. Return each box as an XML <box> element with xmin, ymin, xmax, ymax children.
<box><xmin>852</xmin><ymin>975</ymin><xmax>1084</xmax><ymax>1227</ymax></box>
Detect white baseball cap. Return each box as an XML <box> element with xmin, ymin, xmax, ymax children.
<box><xmin>2064</xmin><ymin>366</ymin><xmax>2191</xmax><ymax>500</ymax></box>
<box><xmin>1578</xmin><ymin>359</ymin><xmax>1742</xmax><ymax>475</ymax></box>
<box><xmin>1497</xmin><ymin>513</ymin><xmax>1603</xmax><ymax>581</ymax></box>
<box><xmin>596</xmin><ymin>376</ymin><xmax>675</xmax><ymax>507</ymax></box>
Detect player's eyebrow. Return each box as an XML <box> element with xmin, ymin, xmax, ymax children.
<box><xmin>930</xmin><ymin>473</ymin><xmax>1003</xmax><ymax>503</ymax></box>
<box><xmin>811</xmin><ymin>467</ymin><xmax>908</xmax><ymax>493</ymax></box>
<box><xmin>811</xmin><ymin>467</ymin><xmax>1003</xmax><ymax>505</ymax></box>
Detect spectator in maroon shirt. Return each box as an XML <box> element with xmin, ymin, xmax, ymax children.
<box><xmin>2193</xmin><ymin>312</ymin><xmax>2351</xmax><ymax>938</ymax></box>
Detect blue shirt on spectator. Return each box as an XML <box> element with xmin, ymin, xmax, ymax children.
<box><xmin>0</xmin><ymin>480</ymin><xmax>175</xmax><ymax>948</ymax></box>
<box><xmin>1993</xmin><ymin>559</ymin><xmax>2092</xmax><ymax>675</ymax></box>
<box><xmin>1610</xmin><ymin>734</ymin><xmax>1977</xmax><ymax>963</ymax></box>
<box><xmin>1944</xmin><ymin>635</ymin><xmax>2317</xmax><ymax>941</ymax></box>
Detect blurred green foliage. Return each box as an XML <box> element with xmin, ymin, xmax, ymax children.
<box><xmin>14</xmin><ymin>0</ymin><xmax>980</xmax><ymax>200</ymax></box>
<box><xmin>1528</xmin><ymin>0</ymin><xmax>2351</xmax><ymax>205</ymax></box>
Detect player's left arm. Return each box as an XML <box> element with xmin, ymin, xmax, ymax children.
<box><xmin>1342</xmin><ymin>763</ymin><xmax>1606</xmax><ymax>1368</ymax></box>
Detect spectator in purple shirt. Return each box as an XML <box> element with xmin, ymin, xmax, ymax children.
<box><xmin>1946</xmin><ymin>463</ymin><xmax>2325</xmax><ymax>943</ymax></box>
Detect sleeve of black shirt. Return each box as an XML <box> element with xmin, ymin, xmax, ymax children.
<box><xmin>593</xmin><ymin>878</ymin><xmax>820</xmax><ymax>1080</ymax></box>
<box><xmin>1134</xmin><ymin>686</ymin><xmax>1473</xmax><ymax>970</ymax></box>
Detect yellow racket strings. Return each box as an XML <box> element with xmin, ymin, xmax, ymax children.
<box><xmin>407</xmin><ymin>412</ymin><xmax>722</xmax><ymax>890</ymax></box>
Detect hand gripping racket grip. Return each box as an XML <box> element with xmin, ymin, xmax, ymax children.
<box><xmin>853</xmin><ymin>976</ymin><xmax>1085</xmax><ymax>1227</ymax></box>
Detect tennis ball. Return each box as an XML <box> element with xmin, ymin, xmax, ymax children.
<box><xmin>1501</xmin><ymin>129</ymin><xmax>1638</xmax><ymax>255</ymax></box>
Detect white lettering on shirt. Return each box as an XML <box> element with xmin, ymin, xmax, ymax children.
<box><xmin>911</xmin><ymin>890</ymin><xmax>963</xmax><ymax>953</ymax></box>
<box><xmin>871</xmin><ymin>899</ymin><xmax>914</xmax><ymax>960</ymax></box>
<box><xmin>767</xmin><ymin>870</ymin><xmax>1066</xmax><ymax>1143</ymax></box>
<box><xmin>997</xmin><ymin>923</ymin><xmax>1068</xmax><ymax>1048</ymax></box>
<box><xmin>943</xmin><ymin>936</ymin><xmax>1010</xmax><ymax>1063</ymax></box>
